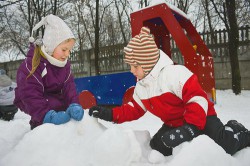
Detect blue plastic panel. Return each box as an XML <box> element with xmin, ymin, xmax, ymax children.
<box><xmin>74</xmin><ymin>72</ymin><xmax>136</xmax><ymax>105</ymax></box>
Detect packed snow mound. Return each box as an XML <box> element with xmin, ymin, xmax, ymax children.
<box><xmin>0</xmin><ymin>112</ymin><xmax>144</xmax><ymax>166</ymax></box>
<box><xmin>0</xmin><ymin>112</ymin><xmax>30</xmax><ymax>159</ymax></box>
<box><xmin>168</xmin><ymin>135</ymin><xmax>238</xmax><ymax>166</ymax></box>
<box><xmin>1</xmin><ymin>90</ymin><xmax>250</xmax><ymax>166</ymax></box>
<box><xmin>1</xmin><ymin>111</ymin><xmax>250</xmax><ymax>166</ymax></box>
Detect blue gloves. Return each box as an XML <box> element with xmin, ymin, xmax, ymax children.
<box><xmin>43</xmin><ymin>110</ymin><xmax>70</xmax><ymax>125</ymax></box>
<box><xmin>66</xmin><ymin>103</ymin><xmax>84</xmax><ymax>121</ymax></box>
<box><xmin>43</xmin><ymin>103</ymin><xmax>84</xmax><ymax>125</ymax></box>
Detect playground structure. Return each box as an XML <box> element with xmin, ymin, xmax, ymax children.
<box><xmin>75</xmin><ymin>72</ymin><xmax>136</xmax><ymax>108</ymax></box>
<box><xmin>76</xmin><ymin>3</ymin><xmax>216</xmax><ymax>109</ymax></box>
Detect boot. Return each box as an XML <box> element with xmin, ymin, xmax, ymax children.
<box><xmin>226</xmin><ymin>120</ymin><xmax>248</xmax><ymax>133</ymax></box>
<box><xmin>225</xmin><ymin>120</ymin><xmax>250</xmax><ymax>151</ymax></box>
<box><xmin>0</xmin><ymin>105</ymin><xmax>18</xmax><ymax>121</ymax></box>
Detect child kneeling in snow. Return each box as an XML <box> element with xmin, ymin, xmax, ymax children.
<box><xmin>89</xmin><ymin>27</ymin><xmax>250</xmax><ymax>156</ymax></box>
<box><xmin>0</xmin><ymin>69</ymin><xmax>18</xmax><ymax>121</ymax></box>
<box><xmin>14</xmin><ymin>14</ymin><xmax>84</xmax><ymax>129</ymax></box>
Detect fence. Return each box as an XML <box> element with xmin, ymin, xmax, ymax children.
<box><xmin>202</xmin><ymin>25</ymin><xmax>250</xmax><ymax>90</ymax></box>
<box><xmin>1</xmin><ymin>25</ymin><xmax>250</xmax><ymax>89</ymax></box>
<box><xmin>70</xmin><ymin>44</ymin><xmax>129</xmax><ymax>77</ymax></box>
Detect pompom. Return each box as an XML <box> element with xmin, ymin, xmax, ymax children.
<box><xmin>29</xmin><ymin>37</ymin><xmax>35</xmax><ymax>43</ymax></box>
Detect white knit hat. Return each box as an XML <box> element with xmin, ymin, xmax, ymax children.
<box><xmin>124</xmin><ymin>27</ymin><xmax>159</xmax><ymax>76</ymax></box>
<box><xmin>29</xmin><ymin>14</ymin><xmax>75</xmax><ymax>55</ymax></box>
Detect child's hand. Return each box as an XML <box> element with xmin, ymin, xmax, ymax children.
<box><xmin>89</xmin><ymin>106</ymin><xmax>113</xmax><ymax>121</ymax></box>
<box><xmin>66</xmin><ymin>103</ymin><xmax>84</xmax><ymax>121</ymax></box>
<box><xmin>43</xmin><ymin>110</ymin><xmax>70</xmax><ymax>125</ymax></box>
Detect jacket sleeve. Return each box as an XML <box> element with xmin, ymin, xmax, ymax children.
<box><xmin>171</xmin><ymin>65</ymin><xmax>209</xmax><ymax>129</ymax></box>
<box><xmin>182</xmin><ymin>74</ymin><xmax>209</xmax><ymax>130</ymax></box>
<box><xmin>165</xmin><ymin>65</ymin><xmax>209</xmax><ymax>130</ymax></box>
<box><xmin>62</xmin><ymin>64</ymin><xmax>79</xmax><ymax>107</ymax></box>
<box><xmin>16</xmin><ymin>61</ymin><xmax>50</xmax><ymax>125</ymax></box>
<box><xmin>112</xmin><ymin>89</ymin><xmax>146</xmax><ymax>124</ymax></box>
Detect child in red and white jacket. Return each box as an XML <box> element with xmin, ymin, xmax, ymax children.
<box><xmin>89</xmin><ymin>27</ymin><xmax>250</xmax><ymax>156</ymax></box>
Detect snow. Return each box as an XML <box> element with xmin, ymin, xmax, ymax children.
<box><xmin>132</xmin><ymin>0</ymin><xmax>190</xmax><ymax>20</ymax></box>
<box><xmin>0</xmin><ymin>90</ymin><xmax>250</xmax><ymax>166</ymax></box>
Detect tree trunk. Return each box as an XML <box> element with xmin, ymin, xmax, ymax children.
<box><xmin>115</xmin><ymin>0</ymin><xmax>127</xmax><ymax>44</ymax></box>
<box><xmin>225</xmin><ymin>0</ymin><xmax>241</xmax><ymax>94</ymax></box>
<box><xmin>204</xmin><ymin>0</ymin><xmax>216</xmax><ymax>44</ymax></box>
<box><xmin>94</xmin><ymin>0</ymin><xmax>100</xmax><ymax>75</ymax></box>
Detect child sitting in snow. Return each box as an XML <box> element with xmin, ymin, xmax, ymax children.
<box><xmin>89</xmin><ymin>27</ymin><xmax>250</xmax><ymax>156</ymax></box>
<box><xmin>0</xmin><ymin>69</ymin><xmax>18</xmax><ymax>121</ymax></box>
<box><xmin>14</xmin><ymin>14</ymin><xmax>84</xmax><ymax>129</ymax></box>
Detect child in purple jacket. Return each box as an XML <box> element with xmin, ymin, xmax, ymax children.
<box><xmin>14</xmin><ymin>14</ymin><xmax>84</xmax><ymax>129</ymax></box>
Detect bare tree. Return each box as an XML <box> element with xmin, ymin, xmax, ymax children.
<box><xmin>94</xmin><ymin>0</ymin><xmax>100</xmax><ymax>75</ymax></box>
<box><xmin>0</xmin><ymin>0</ymin><xmax>69</xmax><ymax>61</ymax></box>
<box><xmin>0</xmin><ymin>0</ymin><xmax>23</xmax><ymax>9</ymax></box>
<box><xmin>202</xmin><ymin>0</ymin><xmax>217</xmax><ymax>43</ymax></box>
<box><xmin>210</xmin><ymin>0</ymin><xmax>241</xmax><ymax>94</ymax></box>
<box><xmin>75</xmin><ymin>0</ymin><xmax>132</xmax><ymax>75</ymax></box>
<box><xmin>114</xmin><ymin>0</ymin><xmax>127</xmax><ymax>43</ymax></box>
<box><xmin>140</xmin><ymin>0</ymin><xmax>149</xmax><ymax>8</ymax></box>
<box><xmin>75</xmin><ymin>1</ymin><xmax>94</xmax><ymax>48</ymax></box>
<box><xmin>225</xmin><ymin>0</ymin><xmax>241</xmax><ymax>94</ymax></box>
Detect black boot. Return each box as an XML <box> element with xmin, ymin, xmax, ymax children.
<box><xmin>226</xmin><ymin>120</ymin><xmax>248</xmax><ymax>132</ymax></box>
<box><xmin>225</xmin><ymin>120</ymin><xmax>250</xmax><ymax>151</ymax></box>
<box><xmin>0</xmin><ymin>105</ymin><xmax>18</xmax><ymax>121</ymax></box>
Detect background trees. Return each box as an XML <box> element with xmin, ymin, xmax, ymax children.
<box><xmin>0</xmin><ymin>0</ymin><xmax>249</xmax><ymax>93</ymax></box>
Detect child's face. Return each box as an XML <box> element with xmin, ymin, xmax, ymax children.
<box><xmin>52</xmin><ymin>39</ymin><xmax>75</xmax><ymax>61</ymax></box>
<box><xmin>130</xmin><ymin>64</ymin><xmax>145</xmax><ymax>80</ymax></box>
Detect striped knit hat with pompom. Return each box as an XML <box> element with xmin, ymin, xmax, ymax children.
<box><xmin>124</xmin><ymin>27</ymin><xmax>159</xmax><ymax>76</ymax></box>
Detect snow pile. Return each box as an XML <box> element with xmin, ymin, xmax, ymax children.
<box><xmin>0</xmin><ymin>114</ymin><xmax>143</xmax><ymax>166</ymax></box>
<box><xmin>0</xmin><ymin>90</ymin><xmax>250</xmax><ymax>166</ymax></box>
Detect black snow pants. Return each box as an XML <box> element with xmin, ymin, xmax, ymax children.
<box><xmin>150</xmin><ymin>115</ymin><xmax>250</xmax><ymax>156</ymax></box>
<box><xmin>204</xmin><ymin>115</ymin><xmax>250</xmax><ymax>155</ymax></box>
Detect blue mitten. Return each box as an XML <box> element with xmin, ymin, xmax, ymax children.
<box><xmin>66</xmin><ymin>103</ymin><xmax>84</xmax><ymax>121</ymax></box>
<box><xmin>43</xmin><ymin>110</ymin><xmax>70</xmax><ymax>125</ymax></box>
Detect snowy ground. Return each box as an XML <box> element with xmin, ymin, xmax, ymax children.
<box><xmin>0</xmin><ymin>90</ymin><xmax>250</xmax><ymax>166</ymax></box>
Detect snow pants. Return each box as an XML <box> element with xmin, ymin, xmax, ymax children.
<box><xmin>150</xmin><ymin>115</ymin><xmax>250</xmax><ymax>156</ymax></box>
<box><xmin>204</xmin><ymin>115</ymin><xmax>250</xmax><ymax>155</ymax></box>
<box><xmin>150</xmin><ymin>124</ymin><xmax>174</xmax><ymax>156</ymax></box>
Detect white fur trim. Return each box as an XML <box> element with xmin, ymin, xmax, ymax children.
<box><xmin>41</xmin><ymin>45</ymin><xmax>67</xmax><ymax>67</ymax></box>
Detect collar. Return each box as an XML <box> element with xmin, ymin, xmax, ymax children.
<box><xmin>41</xmin><ymin>45</ymin><xmax>67</xmax><ymax>67</ymax></box>
<box><xmin>143</xmin><ymin>50</ymin><xmax>173</xmax><ymax>80</ymax></box>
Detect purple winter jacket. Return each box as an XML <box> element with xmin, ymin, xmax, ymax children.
<box><xmin>14</xmin><ymin>43</ymin><xmax>79</xmax><ymax>128</ymax></box>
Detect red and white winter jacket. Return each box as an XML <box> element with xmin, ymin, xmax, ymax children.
<box><xmin>113</xmin><ymin>50</ymin><xmax>216</xmax><ymax>130</ymax></box>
